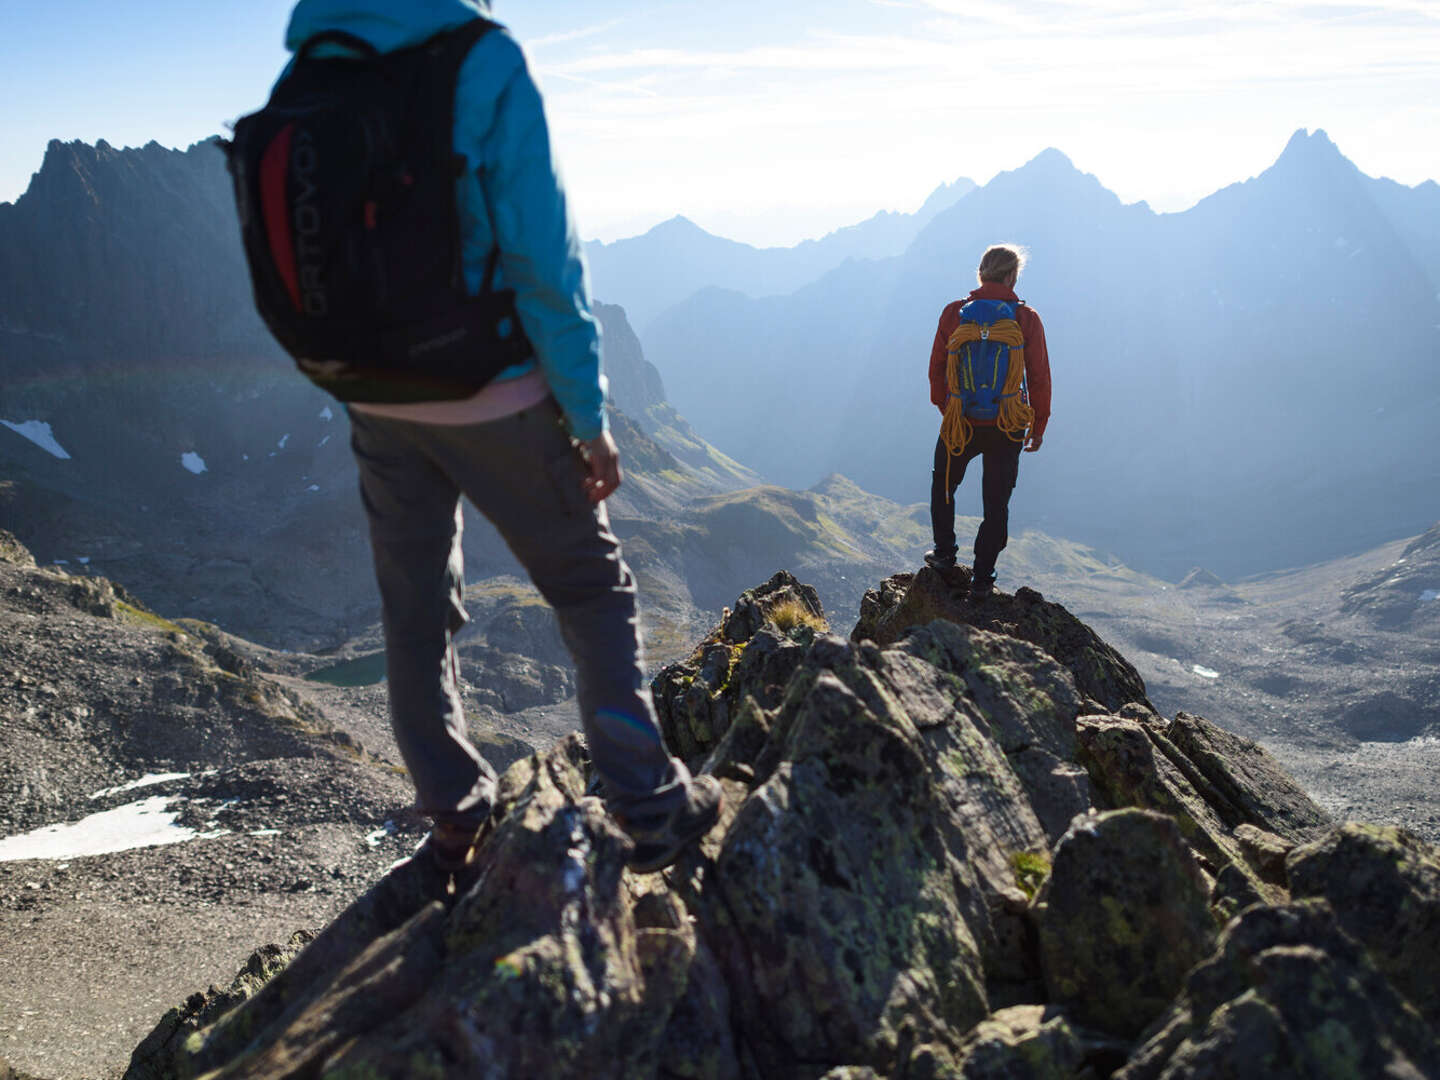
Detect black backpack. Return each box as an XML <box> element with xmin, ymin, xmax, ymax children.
<box><xmin>224</xmin><ymin>18</ymin><xmax>533</xmax><ymax>403</ymax></box>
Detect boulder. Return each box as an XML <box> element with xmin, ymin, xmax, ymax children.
<box><xmin>1287</xmin><ymin>823</ymin><xmax>1440</xmax><ymax>1028</ymax></box>
<box><xmin>1117</xmin><ymin>901</ymin><xmax>1440</xmax><ymax>1080</ymax></box>
<box><xmin>1036</xmin><ymin>809</ymin><xmax>1217</xmax><ymax>1039</ymax></box>
<box><xmin>693</xmin><ymin>657</ymin><xmax>990</xmax><ymax>1074</ymax></box>
<box><xmin>953</xmin><ymin>1004</ymin><xmax>1128</xmax><ymax>1080</ymax></box>
<box><xmin>125</xmin><ymin>931</ymin><xmax>317</xmax><ymax>1080</ymax></box>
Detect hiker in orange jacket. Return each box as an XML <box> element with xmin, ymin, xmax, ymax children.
<box><xmin>925</xmin><ymin>244</ymin><xmax>1052</xmax><ymax>599</ymax></box>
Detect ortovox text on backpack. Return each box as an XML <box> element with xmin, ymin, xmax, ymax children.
<box><xmin>224</xmin><ymin>19</ymin><xmax>533</xmax><ymax>403</ymax></box>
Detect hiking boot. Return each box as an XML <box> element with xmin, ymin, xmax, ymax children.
<box><xmin>425</xmin><ymin>819</ymin><xmax>492</xmax><ymax>898</ymax></box>
<box><xmin>969</xmin><ymin>573</ymin><xmax>996</xmax><ymax>601</ymax></box>
<box><xmin>615</xmin><ymin>775</ymin><xmax>725</xmax><ymax>874</ymax></box>
<box><xmin>924</xmin><ymin>549</ymin><xmax>958</xmax><ymax>570</ymax></box>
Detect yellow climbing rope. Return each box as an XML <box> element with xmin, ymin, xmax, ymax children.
<box><xmin>939</xmin><ymin>318</ymin><xmax>1034</xmax><ymax>499</ymax></box>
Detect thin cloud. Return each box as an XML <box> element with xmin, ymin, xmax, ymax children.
<box><xmin>528</xmin><ymin>20</ymin><xmax>626</xmax><ymax>49</ymax></box>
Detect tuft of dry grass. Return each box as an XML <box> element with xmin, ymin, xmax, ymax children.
<box><xmin>767</xmin><ymin>598</ymin><xmax>828</xmax><ymax>635</ymax></box>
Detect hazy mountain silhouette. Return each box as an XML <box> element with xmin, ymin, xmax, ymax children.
<box><xmin>584</xmin><ymin>177</ymin><xmax>974</xmax><ymax>328</ymax></box>
<box><xmin>641</xmin><ymin>130</ymin><xmax>1440</xmax><ymax>580</ymax></box>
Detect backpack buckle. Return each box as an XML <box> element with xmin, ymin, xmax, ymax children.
<box><xmin>980</xmin><ymin>328</ymin><xmax>990</xmax><ymax>341</ymax></box>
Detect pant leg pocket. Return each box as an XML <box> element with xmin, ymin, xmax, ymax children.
<box><xmin>544</xmin><ymin>442</ymin><xmax>591</xmax><ymax>519</ymax></box>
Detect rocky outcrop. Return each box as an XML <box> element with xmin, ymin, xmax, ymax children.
<box><xmin>0</xmin><ymin>528</ymin><xmax>35</xmax><ymax>568</ymax></box>
<box><xmin>1341</xmin><ymin>521</ymin><xmax>1440</xmax><ymax>632</ymax></box>
<box><xmin>853</xmin><ymin>567</ymin><xmax>1152</xmax><ymax>713</ymax></box>
<box><xmin>129</xmin><ymin>570</ymin><xmax>1440</xmax><ymax>1080</ymax></box>
<box><xmin>126</xmin><ymin>931</ymin><xmax>317</xmax><ymax>1080</ymax></box>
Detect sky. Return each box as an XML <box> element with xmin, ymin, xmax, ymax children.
<box><xmin>2</xmin><ymin>0</ymin><xmax>1437</xmax><ymax>247</ymax></box>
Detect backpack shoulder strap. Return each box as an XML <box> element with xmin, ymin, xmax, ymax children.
<box><xmin>415</xmin><ymin>18</ymin><xmax>504</xmax><ymax>293</ymax></box>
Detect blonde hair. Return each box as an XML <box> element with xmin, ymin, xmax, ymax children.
<box><xmin>977</xmin><ymin>244</ymin><xmax>1027</xmax><ymax>285</ymax></box>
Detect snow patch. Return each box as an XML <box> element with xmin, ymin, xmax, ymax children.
<box><xmin>1421</xmin><ymin>589</ymin><xmax>1440</xmax><ymax>603</ymax></box>
<box><xmin>77</xmin><ymin>556</ymin><xmax>90</xmax><ymax>565</ymax></box>
<box><xmin>89</xmin><ymin>771</ymin><xmax>193</xmax><ymax>801</ymax></box>
<box><xmin>249</xmin><ymin>829</ymin><xmax>282</xmax><ymax>837</ymax></box>
<box><xmin>317</xmin><ymin>434</ymin><xmax>331</xmax><ymax>448</ymax></box>
<box><xmin>278</xmin><ymin>433</ymin><xmax>290</xmax><ymax>449</ymax></box>
<box><xmin>366</xmin><ymin>820</ymin><xmax>398</xmax><ymax>847</ymax></box>
<box><xmin>1192</xmin><ymin>664</ymin><xmax>1221</xmax><ymax>680</ymax></box>
<box><xmin>0</xmin><ymin>796</ymin><xmax>226</xmax><ymax>862</ymax></box>
<box><xmin>307</xmin><ymin>484</ymin><xmax>321</xmax><ymax>493</ymax></box>
<box><xmin>181</xmin><ymin>452</ymin><xmax>207</xmax><ymax>475</ymax></box>
<box><xmin>1</xmin><ymin>419</ymin><xmax>71</xmax><ymax>459</ymax></box>
<box><xmin>319</xmin><ymin>406</ymin><xmax>334</xmax><ymax>421</ymax></box>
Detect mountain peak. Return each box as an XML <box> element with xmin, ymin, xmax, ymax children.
<box><xmin>1273</xmin><ymin>128</ymin><xmax>1351</xmax><ymax>172</ymax></box>
<box><xmin>1024</xmin><ymin>147</ymin><xmax>1078</xmax><ymax>173</ymax></box>
<box><xmin>915</xmin><ymin>177</ymin><xmax>976</xmax><ymax>222</ymax></box>
<box><xmin>648</xmin><ymin>214</ymin><xmax>708</xmax><ymax>237</ymax></box>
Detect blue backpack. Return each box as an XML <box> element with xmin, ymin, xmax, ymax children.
<box><xmin>948</xmin><ymin>298</ymin><xmax>1025</xmax><ymax>421</ymax></box>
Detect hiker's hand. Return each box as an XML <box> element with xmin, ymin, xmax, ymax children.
<box><xmin>1024</xmin><ymin>432</ymin><xmax>1043</xmax><ymax>453</ymax></box>
<box><xmin>582</xmin><ymin>431</ymin><xmax>622</xmax><ymax>503</ymax></box>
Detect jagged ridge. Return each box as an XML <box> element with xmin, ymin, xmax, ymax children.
<box><xmin>126</xmin><ymin>572</ymin><xmax>1440</xmax><ymax>1080</ymax></box>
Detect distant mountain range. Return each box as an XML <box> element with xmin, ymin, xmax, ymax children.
<box><xmin>4</xmin><ymin>130</ymin><xmax>1437</xmax><ymax>611</ymax></box>
<box><xmin>618</xmin><ymin>130</ymin><xmax>1440</xmax><ymax>579</ymax></box>
<box><xmin>584</xmin><ymin>177</ymin><xmax>975</xmax><ymax>328</ymax></box>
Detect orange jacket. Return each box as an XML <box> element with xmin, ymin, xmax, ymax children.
<box><xmin>928</xmin><ymin>282</ymin><xmax>1051</xmax><ymax>441</ymax></box>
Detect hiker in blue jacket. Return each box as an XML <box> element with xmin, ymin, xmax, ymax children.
<box><xmin>268</xmin><ymin>0</ymin><xmax>722</xmax><ymax>885</ymax></box>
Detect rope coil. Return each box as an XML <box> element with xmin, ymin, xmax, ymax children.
<box><xmin>939</xmin><ymin>317</ymin><xmax>1033</xmax><ymax>499</ymax></box>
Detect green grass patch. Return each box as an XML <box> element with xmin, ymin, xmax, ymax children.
<box><xmin>305</xmin><ymin>651</ymin><xmax>388</xmax><ymax>688</ymax></box>
<box><xmin>115</xmin><ymin>600</ymin><xmax>187</xmax><ymax>637</ymax></box>
<box><xmin>1011</xmin><ymin>849</ymin><xmax>1051</xmax><ymax>899</ymax></box>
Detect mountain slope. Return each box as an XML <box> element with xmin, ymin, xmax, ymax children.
<box><xmin>0</xmin><ymin>533</ymin><xmax>422</xmax><ymax>1080</ymax></box>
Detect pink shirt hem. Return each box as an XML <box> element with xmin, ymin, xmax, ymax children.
<box><xmin>348</xmin><ymin>370</ymin><xmax>552</xmax><ymax>426</ymax></box>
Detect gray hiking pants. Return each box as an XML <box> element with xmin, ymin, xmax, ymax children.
<box><xmin>348</xmin><ymin>402</ymin><xmax>688</xmax><ymax>829</ymax></box>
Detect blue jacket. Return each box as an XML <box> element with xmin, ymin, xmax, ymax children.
<box><xmin>280</xmin><ymin>0</ymin><xmax>607</xmax><ymax>438</ymax></box>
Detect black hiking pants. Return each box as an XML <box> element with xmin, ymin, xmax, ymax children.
<box><xmin>930</xmin><ymin>426</ymin><xmax>1023</xmax><ymax>582</ymax></box>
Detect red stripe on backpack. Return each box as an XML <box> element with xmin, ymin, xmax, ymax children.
<box><xmin>259</xmin><ymin>123</ymin><xmax>301</xmax><ymax>312</ymax></box>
